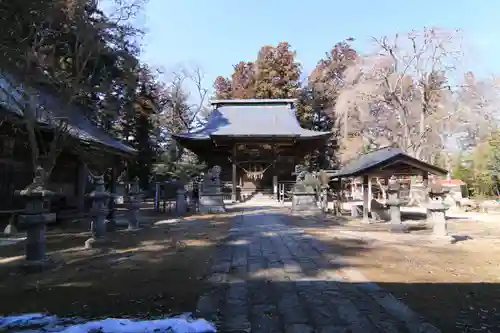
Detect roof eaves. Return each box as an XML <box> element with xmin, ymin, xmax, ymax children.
<box><xmin>334</xmin><ymin>151</ymin><xmax>448</xmax><ymax>178</ymax></box>
<box><xmin>0</xmin><ymin>72</ymin><xmax>136</xmax><ymax>156</ymax></box>
<box><xmin>211</xmin><ymin>98</ymin><xmax>297</xmax><ymax>106</ymax></box>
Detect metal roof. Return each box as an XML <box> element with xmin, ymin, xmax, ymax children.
<box><xmin>0</xmin><ymin>72</ymin><xmax>136</xmax><ymax>155</ymax></box>
<box><xmin>333</xmin><ymin>146</ymin><xmax>447</xmax><ymax>178</ymax></box>
<box><xmin>173</xmin><ymin>99</ymin><xmax>332</xmax><ymax>140</ymax></box>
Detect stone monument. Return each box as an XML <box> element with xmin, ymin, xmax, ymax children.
<box><xmin>198</xmin><ymin>166</ymin><xmax>226</xmax><ymax>213</ymax></box>
<box><xmin>85</xmin><ymin>175</ymin><xmax>112</xmax><ymax>249</ymax></box>
<box><xmin>291</xmin><ymin>168</ymin><xmax>323</xmax><ymax>216</ymax></box>
<box><xmin>16</xmin><ymin>166</ymin><xmax>56</xmax><ymax>271</ymax></box>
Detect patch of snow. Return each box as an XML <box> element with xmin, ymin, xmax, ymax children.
<box><xmin>0</xmin><ymin>313</ymin><xmax>216</xmax><ymax>333</ymax></box>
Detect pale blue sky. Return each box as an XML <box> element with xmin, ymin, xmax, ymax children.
<box><xmin>136</xmin><ymin>0</ymin><xmax>498</xmax><ymax>87</ymax></box>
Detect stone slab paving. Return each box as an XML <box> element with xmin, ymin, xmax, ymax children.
<box><xmin>197</xmin><ymin>209</ymin><xmax>440</xmax><ymax>333</ymax></box>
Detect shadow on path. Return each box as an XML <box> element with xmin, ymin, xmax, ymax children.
<box><xmin>196</xmin><ymin>209</ymin><xmax>447</xmax><ymax>333</ymax></box>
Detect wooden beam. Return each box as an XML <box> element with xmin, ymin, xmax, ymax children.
<box><xmin>232</xmin><ymin>144</ymin><xmax>237</xmax><ymax>202</ymax></box>
<box><xmin>362</xmin><ymin>175</ymin><xmax>369</xmax><ymax>223</ymax></box>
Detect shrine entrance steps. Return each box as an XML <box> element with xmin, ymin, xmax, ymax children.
<box><xmin>196</xmin><ymin>209</ymin><xmax>439</xmax><ymax>333</ymax></box>
<box><xmin>231</xmin><ymin>192</ymin><xmax>289</xmax><ymax>209</ymax></box>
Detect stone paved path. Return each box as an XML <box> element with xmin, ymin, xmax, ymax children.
<box><xmin>197</xmin><ymin>209</ymin><xmax>439</xmax><ymax>333</ymax></box>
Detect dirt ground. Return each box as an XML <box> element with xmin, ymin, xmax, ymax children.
<box><xmin>0</xmin><ymin>211</ymin><xmax>233</xmax><ymax>319</ymax></box>
<box><xmin>291</xmin><ymin>216</ymin><xmax>500</xmax><ymax>333</ymax></box>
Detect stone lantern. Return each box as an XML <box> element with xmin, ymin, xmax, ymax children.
<box><xmin>16</xmin><ymin>166</ymin><xmax>56</xmax><ymax>271</ymax></box>
<box><xmin>387</xmin><ymin>176</ymin><xmax>407</xmax><ymax>233</ymax></box>
<box><xmin>85</xmin><ymin>175</ymin><xmax>111</xmax><ymax>249</ymax></box>
<box><xmin>427</xmin><ymin>181</ymin><xmax>453</xmax><ymax>242</ymax></box>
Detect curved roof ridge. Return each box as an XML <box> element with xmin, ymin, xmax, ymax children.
<box><xmin>173</xmin><ymin>100</ymin><xmax>332</xmax><ymax>140</ymax></box>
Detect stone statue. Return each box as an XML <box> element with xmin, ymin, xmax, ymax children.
<box><xmin>21</xmin><ymin>166</ymin><xmax>49</xmax><ymax>194</ymax></box>
<box><xmin>210</xmin><ymin>165</ymin><xmax>222</xmax><ymax>184</ymax></box>
<box><xmin>293</xmin><ymin>164</ymin><xmax>307</xmax><ymax>183</ymax></box>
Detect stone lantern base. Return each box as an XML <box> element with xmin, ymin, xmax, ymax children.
<box><xmin>429</xmin><ymin>234</ymin><xmax>456</xmax><ymax>244</ymax></box>
<box><xmin>20</xmin><ymin>257</ymin><xmax>55</xmax><ymax>273</ymax></box>
<box><xmin>389</xmin><ymin>223</ymin><xmax>409</xmax><ymax>233</ymax></box>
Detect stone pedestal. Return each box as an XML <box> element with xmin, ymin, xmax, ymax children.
<box><xmin>387</xmin><ymin>177</ymin><xmax>407</xmax><ymax>233</ymax></box>
<box><xmin>126</xmin><ymin>179</ymin><xmax>142</xmax><ymax>230</ymax></box>
<box><xmin>291</xmin><ymin>191</ymin><xmax>322</xmax><ymax>216</ymax></box>
<box><xmin>199</xmin><ymin>192</ymin><xmax>226</xmax><ymax>213</ymax></box>
<box><xmin>16</xmin><ymin>167</ymin><xmax>56</xmax><ymax>272</ymax></box>
<box><xmin>318</xmin><ymin>187</ymin><xmax>328</xmax><ymax>213</ymax></box>
<box><xmin>86</xmin><ymin>176</ymin><xmax>111</xmax><ymax>249</ymax></box>
<box><xmin>198</xmin><ymin>166</ymin><xmax>226</xmax><ymax>214</ymax></box>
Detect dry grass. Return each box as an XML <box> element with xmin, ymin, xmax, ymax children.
<box><xmin>292</xmin><ymin>216</ymin><xmax>500</xmax><ymax>333</ymax></box>
<box><xmin>0</xmin><ymin>212</ymin><xmax>233</xmax><ymax>319</ymax></box>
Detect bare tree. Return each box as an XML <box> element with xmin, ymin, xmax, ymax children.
<box><xmin>338</xmin><ymin>28</ymin><xmax>463</xmax><ymax>161</ymax></box>
<box><xmin>158</xmin><ymin>65</ymin><xmax>210</xmax><ymax>135</ymax></box>
<box><xmin>0</xmin><ymin>5</ymin><xmax>110</xmax><ymax>184</ymax></box>
<box><xmin>453</xmin><ymin>72</ymin><xmax>500</xmax><ymax>149</ymax></box>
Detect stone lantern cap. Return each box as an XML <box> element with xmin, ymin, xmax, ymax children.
<box><xmin>387</xmin><ymin>177</ymin><xmax>401</xmax><ymax>193</ymax></box>
<box><xmin>429</xmin><ymin>182</ymin><xmax>450</xmax><ymax>196</ymax></box>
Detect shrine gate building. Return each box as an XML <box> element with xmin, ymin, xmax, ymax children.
<box><xmin>173</xmin><ymin>99</ymin><xmax>332</xmax><ymax>201</ymax></box>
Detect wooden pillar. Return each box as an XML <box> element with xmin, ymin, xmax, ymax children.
<box><xmin>383</xmin><ymin>177</ymin><xmax>389</xmax><ymax>200</ymax></box>
<box><xmin>362</xmin><ymin>175</ymin><xmax>370</xmax><ymax>223</ymax></box>
<box><xmin>423</xmin><ymin>171</ymin><xmax>429</xmax><ymax>217</ymax></box>
<box><xmin>106</xmin><ymin>164</ymin><xmax>117</xmax><ymax>231</ymax></box>
<box><xmin>232</xmin><ymin>145</ymin><xmax>237</xmax><ymax>202</ymax></box>
<box><xmin>76</xmin><ymin>161</ymin><xmax>88</xmax><ymax>213</ymax></box>
<box><xmin>272</xmin><ymin>144</ymin><xmax>277</xmax><ymax>199</ymax></box>
<box><xmin>350</xmin><ymin>179</ymin><xmax>354</xmax><ymax>200</ymax></box>
<box><xmin>368</xmin><ymin>176</ymin><xmax>372</xmax><ymax>213</ymax></box>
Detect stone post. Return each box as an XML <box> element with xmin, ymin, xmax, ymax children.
<box><xmin>106</xmin><ymin>167</ymin><xmax>117</xmax><ymax>232</ymax></box>
<box><xmin>387</xmin><ymin>176</ymin><xmax>407</xmax><ymax>233</ymax></box>
<box><xmin>126</xmin><ymin>178</ymin><xmax>141</xmax><ymax>230</ymax></box>
<box><xmin>320</xmin><ymin>187</ymin><xmax>328</xmax><ymax>213</ymax></box>
<box><xmin>176</xmin><ymin>186</ymin><xmax>187</xmax><ymax>215</ymax></box>
<box><xmin>16</xmin><ymin>167</ymin><xmax>56</xmax><ymax>271</ymax></box>
<box><xmin>85</xmin><ymin>175</ymin><xmax>111</xmax><ymax>249</ymax></box>
<box><xmin>427</xmin><ymin>182</ymin><xmax>453</xmax><ymax>243</ymax></box>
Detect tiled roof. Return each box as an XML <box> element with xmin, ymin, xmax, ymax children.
<box><xmin>333</xmin><ymin>147</ymin><xmax>447</xmax><ymax>177</ymax></box>
<box><xmin>173</xmin><ymin>99</ymin><xmax>332</xmax><ymax>140</ymax></box>
<box><xmin>0</xmin><ymin>72</ymin><xmax>136</xmax><ymax>155</ymax></box>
